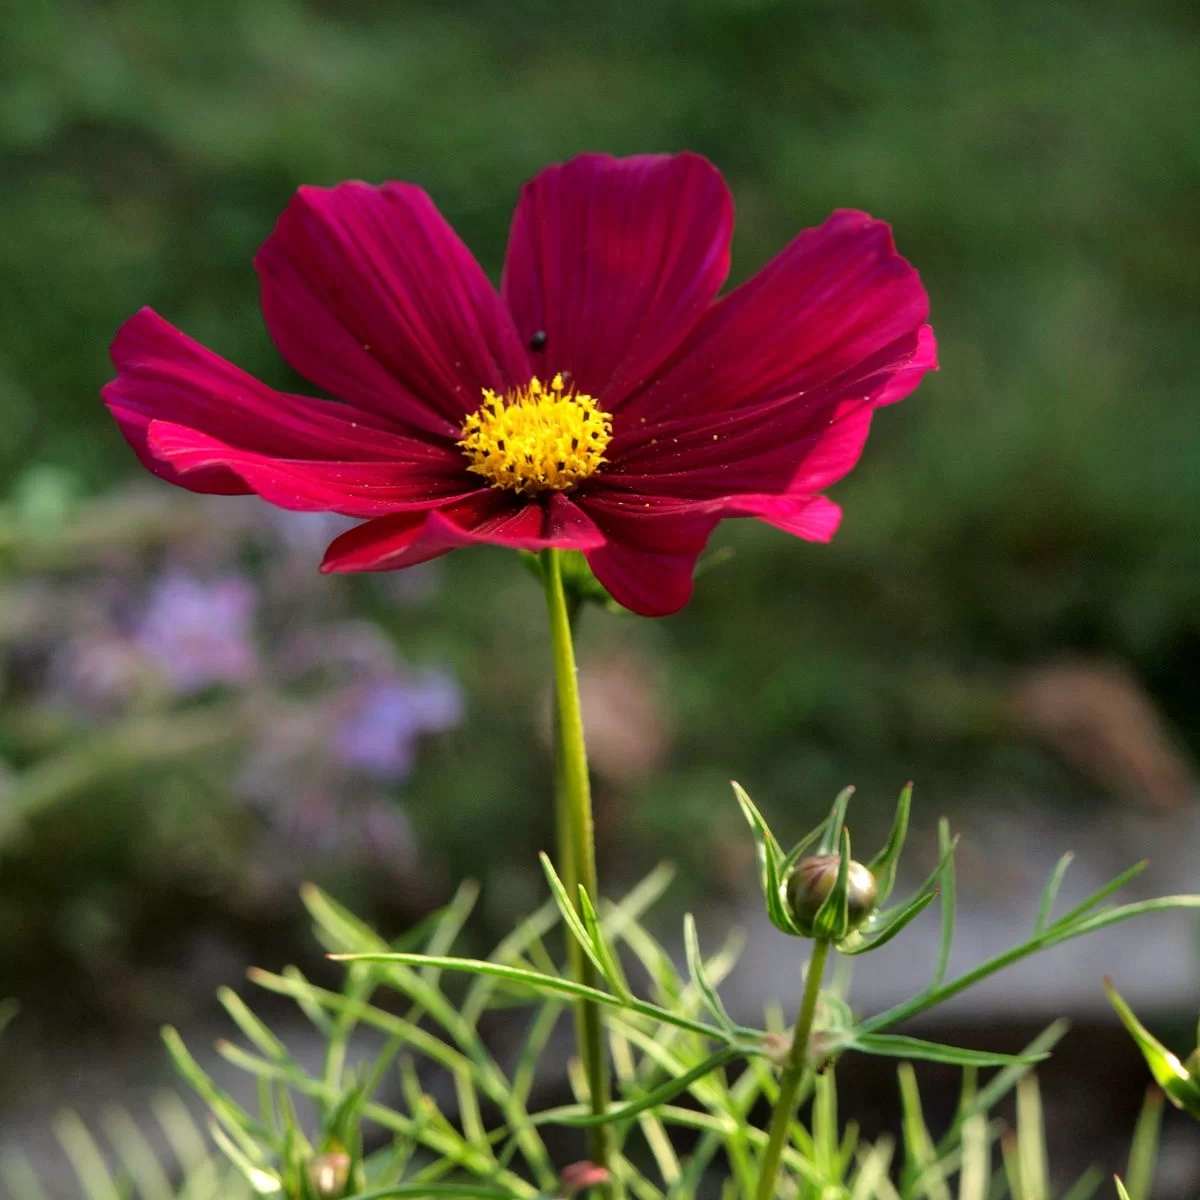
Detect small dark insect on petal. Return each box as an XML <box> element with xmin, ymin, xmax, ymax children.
<box><xmin>529</xmin><ymin>330</ymin><xmax>548</xmax><ymax>352</ymax></box>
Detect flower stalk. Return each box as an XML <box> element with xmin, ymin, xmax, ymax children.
<box><xmin>755</xmin><ymin>939</ymin><xmax>831</xmax><ymax>1200</ymax></box>
<box><xmin>541</xmin><ymin>547</ymin><xmax>611</xmax><ymax>1170</ymax></box>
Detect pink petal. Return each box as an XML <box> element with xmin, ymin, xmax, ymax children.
<box><xmin>103</xmin><ymin>308</ymin><xmax>434</xmax><ymax>495</ymax></box>
<box><xmin>621</xmin><ymin>210</ymin><xmax>934</xmax><ymax>425</ymax></box>
<box><xmin>501</xmin><ymin>153</ymin><xmax>734</xmax><ymax>406</ymax></box>
<box><xmin>578</xmin><ymin>492</ymin><xmax>721</xmax><ymax>617</ymax></box>
<box><xmin>720</xmin><ymin>493</ymin><xmax>843</xmax><ymax>541</ymax></box>
<box><xmin>257</xmin><ymin>182</ymin><xmax>531</xmax><ymax>438</ymax></box>
<box><xmin>605</xmin><ymin>351</ymin><xmax>911</xmax><ymax>499</ymax></box>
<box><xmin>321</xmin><ymin>491</ymin><xmax>605</xmax><ymax>573</ymax></box>
<box><xmin>147</xmin><ymin>421</ymin><xmax>475</xmax><ymax>516</ymax></box>
<box><xmin>874</xmin><ymin>323</ymin><xmax>937</xmax><ymax>407</ymax></box>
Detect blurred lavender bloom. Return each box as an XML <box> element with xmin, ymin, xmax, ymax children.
<box><xmin>51</xmin><ymin>631</ymin><xmax>150</xmax><ymax>712</ymax></box>
<box><xmin>267</xmin><ymin>509</ymin><xmax>357</xmax><ymax>555</ymax></box>
<box><xmin>355</xmin><ymin>797</ymin><xmax>420</xmax><ymax>872</ymax></box>
<box><xmin>134</xmin><ymin>571</ymin><xmax>259</xmax><ymax>694</ymax></box>
<box><xmin>378</xmin><ymin>560</ymin><xmax>444</xmax><ymax>605</ymax></box>
<box><xmin>334</xmin><ymin>670</ymin><xmax>463</xmax><ymax>782</ymax></box>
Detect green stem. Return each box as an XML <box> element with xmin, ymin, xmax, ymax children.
<box><xmin>541</xmin><ymin>548</ymin><xmax>611</xmax><ymax>1170</ymax></box>
<box><xmin>754</xmin><ymin>940</ymin><xmax>831</xmax><ymax>1200</ymax></box>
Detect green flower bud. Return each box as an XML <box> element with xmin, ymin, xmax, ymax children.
<box><xmin>308</xmin><ymin>1151</ymin><xmax>351</xmax><ymax>1198</ymax></box>
<box><xmin>786</xmin><ymin>853</ymin><xmax>878</xmax><ymax>939</ymax></box>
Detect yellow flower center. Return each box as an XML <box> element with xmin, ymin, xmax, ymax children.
<box><xmin>458</xmin><ymin>374</ymin><xmax>613</xmax><ymax>495</ymax></box>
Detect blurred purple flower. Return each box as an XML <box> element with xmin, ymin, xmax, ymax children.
<box><xmin>134</xmin><ymin>570</ymin><xmax>259</xmax><ymax>694</ymax></box>
<box><xmin>334</xmin><ymin>671</ymin><xmax>463</xmax><ymax>782</ymax></box>
<box><xmin>51</xmin><ymin>632</ymin><xmax>149</xmax><ymax>712</ymax></box>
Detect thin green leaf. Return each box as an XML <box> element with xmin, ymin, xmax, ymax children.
<box><xmin>323</xmin><ymin>962</ymin><xmax>384</xmax><ymax>1111</ymax></box>
<box><xmin>1124</xmin><ymin>1087</ymin><xmax>1163</xmax><ymax>1200</ymax></box>
<box><xmin>1000</xmin><ymin>1131</ymin><xmax>1022</xmax><ymax>1200</ymax></box>
<box><xmin>851</xmin><ymin>1139</ymin><xmax>895</xmax><ymax>1200</ymax></box>
<box><xmin>352</xmin><ymin>1189</ymin><xmax>526</xmax><ymax>1199</ymax></box>
<box><xmin>300</xmin><ymin>883</ymin><xmax>390</xmax><ymax>954</ymax></box>
<box><xmin>1033</xmin><ymin>852</ymin><xmax>1074</xmax><ymax>933</ymax></box>
<box><xmin>1048</xmin><ymin>861</ymin><xmax>1148</xmax><ymax>932</ymax></box>
<box><xmin>1114</xmin><ymin>1178</ymin><xmax>1133</xmax><ymax>1200</ymax></box>
<box><xmin>512</xmin><ymin>1000</ymin><xmax>564</xmax><ymax>1108</ymax></box>
<box><xmin>616</xmin><ymin>914</ymin><xmax>684</xmax><ymax>1011</ymax></box>
<box><xmin>578</xmin><ymin>882</ymin><xmax>632</xmax><ymax>999</ymax></box>
<box><xmin>462</xmin><ymin>898</ymin><xmax>561</xmax><ymax>1027</ymax></box>
<box><xmin>331</xmin><ymin>952</ymin><xmax>734</xmax><ymax>1042</ymax></box>
<box><xmin>958</xmin><ymin>1110</ymin><xmax>989</xmax><ymax>1200</ymax></box>
<box><xmin>248</xmin><ymin>968</ymin><xmax>471</xmax><ymax>1078</ymax></box>
<box><xmin>0</xmin><ymin>998</ymin><xmax>18</xmax><ymax>1036</ymax></box>
<box><xmin>683</xmin><ymin>914</ymin><xmax>734</xmax><ymax>1033</ymax></box>
<box><xmin>848</xmin><ymin>1033</ymin><xmax>1047</xmax><ymax>1068</ymax></box>
<box><xmin>160</xmin><ymin>1027</ymin><xmax>270</xmax><ymax>1155</ymax></box>
<box><xmin>533</xmin><ymin>1046</ymin><xmax>744</xmax><ymax>1127</ymax></box>
<box><xmin>1016</xmin><ymin>1075</ymin><xmax>1049</xmax><ymax>1200</ymax></box>
<box><xmin>453</xmin><ymin>1066</ymin><xmax>491</xmax><ymax>1157</ymax></box>
<box><xmin>897</xmin><ymin>1064</ymin><xmax>950</xmax><ymax>1200</ymax></box>
<box><xmin>932</xmin><ymin>818</ymin><xmax>956</xmax><ymax>990</ymax></box>
<box><xmin>421</xmin><ymin>878</ymin><xmax>481</xmax><ymax>982</ymax></box>
<box><xmin>601</xmin><ymin>861</ymin><xmax>677</xmax><ymax>941</ymax></box>
<box><xmin>538</xmin><ymin>853</ymin><xmax>611</xmax><ymax>982</ymax></box>
<box><xmin>0</xmin><ymin>1147</ymin><xmax>51</xmax><ymax>1200</ymax></box>
<box><xmin>205</xmin><ymin>1120</ymin><xmax>281</xmax><ymax>1195</ymax></box>
<box><xmin>1058</xmin><ymin>1168</ymin><xmax>1104</xmax><ymax>1200</ymax></box>
<box><xmin>610</xmin><ymin>1028</ymin><xmax>681</xmax><ymax>1188</ymax></box>
<box><xmin>612</xmin><ymin>1020</ymin><xmax>733</xmax><ymax>1117</ymax></box>
<box><xmin>867</xmin><ymin>783</ymin><xmax>913</xmax><ymax>905</ymax></box>
<box><xmin>150</xmin><ymin>1090</ymin><xmax>220</xmax><ymax>1185</ymax></box>
<box><xmin>933</xmin><ymin>1021</ymin><xmax>1069</xmax><ymax>1163</ymax></box>
<box><xmin>218</xmin><ymin>988</ymin><xmax>290</xmax><ymax>1063</ymax></box>
<box><xmin>858</xmin><ymin>893</ymin><xmax>1200</xmax><ymax>1036</ymax></box>
<box><xmin>812</xmin><ymin>1070</ymin><xmax>839</xmax><ymax>1176</ymax></box>
<box><xmin>102</xmin><ymin>1106</ymin><xmax>175</xmax><ymax>1200</ymax></box>
<box><xmin>277</xmin><ymin>965</ymin><xmax>333</xmax><ymax>1036</ymax></box>
<box><xmin>53</xmin><ymin>1110</ymin><xmax>120</xmax><ymax>1200</ymax></box>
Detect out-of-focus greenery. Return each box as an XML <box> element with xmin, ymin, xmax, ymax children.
<box><xmin>2</xmin><ymin>0</ymin><xmax>1198</xmax><ymax>935</ymax></box>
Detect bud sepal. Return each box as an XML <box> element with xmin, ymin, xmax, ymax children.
<box><xmin>1106</xmin><ymin>978</ymin><xmax>1200</xmax><ymax>1121</ymax></box>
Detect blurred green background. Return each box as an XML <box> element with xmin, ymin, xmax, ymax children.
<box><xmin>1</xmin><ymin>0</ymin><xmax>1198</xmax><ymax>1162</ymax></box>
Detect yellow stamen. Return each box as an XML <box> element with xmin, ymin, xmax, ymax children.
<box><xmin>458</xmin><ymin>374</ymin><xmax>613</xmax><ymax>495</ymax></box>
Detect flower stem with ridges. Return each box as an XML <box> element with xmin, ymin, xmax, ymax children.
<box><xmin>541</xmin><ymin>548</ymin><xmax>611</xmax><ymax>1171</ymax></box>
<box><xmin>754</xmin><ymin>939</ymin><xmax>831</xmax><ymax>1200</ymax></box>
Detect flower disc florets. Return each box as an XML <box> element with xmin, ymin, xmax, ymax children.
<box><xmin>458</xmin><ymin>374</ymin><xmax>613</xmax><ymax>496</ymax></box>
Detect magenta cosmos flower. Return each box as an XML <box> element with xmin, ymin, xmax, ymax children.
<box><xmin>103</xmin><ymin>153</ymin><xmax>935</xmax><ymax>616</ymax></box>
